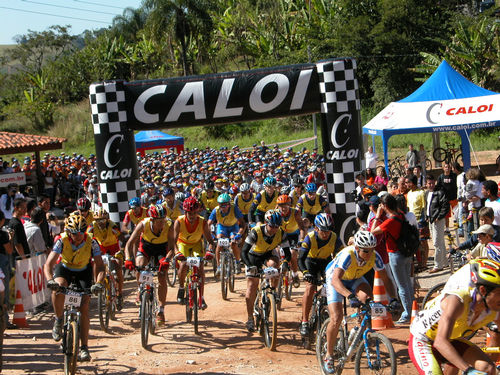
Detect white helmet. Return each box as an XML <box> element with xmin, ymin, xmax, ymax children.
<box><xmin>354</xmin><ymin>230</ymin><xmax>377</xmax><ymax>249</ymax></box>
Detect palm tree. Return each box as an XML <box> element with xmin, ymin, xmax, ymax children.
<box><xmin>111</xmin><ymin>7</ymin><xmax>148</xmax><ymax>42</ymax></box>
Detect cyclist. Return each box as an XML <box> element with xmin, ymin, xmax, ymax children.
<box><xmin>241</xmin><ymin>209</ymin><xmax>291</xmax><ymax>332</ymax></box>
<box><xmin>173</xmin><ymin>196</ymin><xmax>215</xmax><ymax>308</ymax></box>
<box><xmin>299</xmin><ymin>213</ymin><xmax>343</xmax><ymax>337</ymax></box>
<box><xmin>124</xmin><ymin>204</ymin><xmax>174</xmax><ymax>324</ymax></box>
<box><xmin>121</xmin><ymin>197</ymin><xmax>147</xmax><ymax>235</ymax></box>
<box><xmin>289</xmin><ymin>175</ymin><xmax>304</xmax><ymax>209</ymax></box>
<box><xmin>234</xmin><ymin>183</ymin><xmax>254</xmax><ymax>228</ymax></box>
<box><xmin>73</xmin><ymin>197</ymin><xmax>94</xmax><ymax>225</ymax></box>
<box><xmin>251</xmin><ymin>177</ymin><xmax>279</xmax><ymax>224</ymax></box>
<box><xmin>87</xmin><ymin>208</ymin><xmax>125</xmax><ymax>309</ymax></box>
<box><xmin>276</xmin><ymin>194</ymin><xmax>307</xmax><ymax>286</ymax></box>
<box><xmin>297</xmin><ymin>183</ymin><xmax>330</xmax><ymax>228</ymax></box>
<box><xmin>44</xmin><ymin>214</ymin><xmax>105</xmax><ymax>362</ymax></box>
<box><xmin>207</xmin><ymin>193</ymin><xmax>246</xmax><ymax>276</ymax></box>
<box><xmin>200</xmin><ymin>181</ymin><xmax>219</xmax><ymax>219</ymax></box>
<box><xmin>410</xmin><ymin>259</ymin><xmax>500</xmax><ymax>375</ymax></box>
<box><xmin>161</xmin><ymin>187</ymin><xmax>183</xmax><ymax>221</ymax></box>
<box><xmin>140</xmin><ymin>182</ymin><xmax>157</xmax><ymax>206</ymax></box>
<box><xmin>323</xmin><ymin>230</ymin><xmax>399</xmax><ymax>374</ymax></box>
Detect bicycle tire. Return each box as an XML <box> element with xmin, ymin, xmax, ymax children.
<box><xmin>389</xmin><ymin>168</ymin><xmax>401</xmax><ymax>179</ymax></box>
<box><xmin>422</xmin><ymin>282</ymin><xmax>445</xmax><ymax>308</ymax></box>
<box><xmin>354</xmin><ymin>331</ymin><xmax>397</xmax><ymax>375</ymax></box>
<box><xmin>433</xmin><ymin>147</ymin><xmax>447</xmax><ymax>163</ymax></box>
<box><xmin>316</xmin><ymin>317</ymin><xmax>346</xmax><ymax>375</ymax></box>
<box><xmin>454</xmin><ymin>153</ymin><xmax>463</xmax><ymax>167</ymax></box>
<box><xmin>276</xmin><ymin>274</ymin><xmax>284</xmax><ymax>311</ymax></box>
<box><xmin>254</xmin><ymin>289</ymin><xmax>262</xmax><ymax>334</ymax></box>
<box><xmin>64</xmin><ymin>320</ymin><xmax>79</xmax><ymax>375</ymax></box>
<box><xmin>229</xmin><ymin>254</ymin><xmax>235</xmax><ymax>293</ymax></box>
<box><xmin>185</xmin><ymin>287</ymin><xmax>192</xmax><ymax>323</ymax></box>
<box><xmin>284</xmin><ymin>272</ymin><xmax>292</xmax><ymax>301</ymax></box>
<box><xmin>140</xmin><ymin>290</ymin><xmax>150</xmax><ymax>348</ymax></box>
<box><xmin>167</xmin><ymin>260</ymin><xmax>177</xmax><ymax>287</ymax></box>
<box><xmin>97</xmin><ymin>279</ymin><xmax>110</xmax><ymax>332</ymax></box>
<box><xmin>263</xmin><ymin>291</ymin><xmax>278</xmax><ymax>351</ymax></box>
<box><xmin>193</xmin><ymin>287</ymin><xmax>199</xmax><ymax>335</ymax></box>
<box><xmin>212</xmin><ymin>257</ymin><xmax>218</xmax><ymax>280</ymax></box>
<box><xmin>150</xmin><ymin>289</ymin><xmax>158</xmax><ymax>335</ymax></box>
<box><xmin>220</xmin><ymin>254</ymin><xmax>228</xmax><ymax>300</ymax></box>
<box><xmin>109</xmin><ymin>275</ymin><xmax>117</xmax><ymax>321</ymax></box>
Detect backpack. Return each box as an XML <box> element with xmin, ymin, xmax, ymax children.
<box><xmin>390</xmin><ymin>216</ymin><xmax>420</xmax><ymax>257</ymax></box>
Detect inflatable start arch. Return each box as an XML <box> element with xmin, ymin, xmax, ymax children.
<box><xmin>89</xmin><ymin>58</ymin><xmax>363</xmax><ymax>244</ymax></box>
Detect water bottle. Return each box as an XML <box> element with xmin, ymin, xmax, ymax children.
<box><xmin>347</xmin><ymin>326</ymin><xmax>359</xmax><ymax>345</ymax></box>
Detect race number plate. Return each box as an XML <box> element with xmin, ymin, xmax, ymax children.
<box><xmin>371</xmin><ymin>304</ymin><xmax>387</xmax><ymax>317</ymax></box>
<box><xmin>218</xmin><ymin>238</ymin><xmax>230</xmax><ymax>248</ymax></box>
<box><xmin>64</xmin><ymin>292</ymin><xmax>82</xmax><ymax>308</ymax></box>
<box><xmin>140</xmin><ymin>271</ymin><xmax>154</xmax><ymax>284</ymax></box>
<box><xmin>263</xmin><ymin>267</ymin><xmax>279</xmax><ymax>279</ymax></box>
<box><xmin>186</xmin><ymin>257</ymin><xmax>201</xmax><ymax>268</ymax></box>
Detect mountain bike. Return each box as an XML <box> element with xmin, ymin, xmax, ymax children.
<box><xmin>218</xmin><ymin>238</ymin><xmax>235</xmax><ymax>300</ymax></box>
<box><xmin>137</xmin><ymin>257</ymin><xmax>159</xmax><ymax>349</ymax></box>
<box><xmin>97</xmin><ymin>254</ymin><xmax>119</xmax><ymax>332</ymax></box>
<box><xmin>433</xmin><ymin>141</ymin><xmax>463</xmax><ymax>166</ymax></box>
<box><xmin>253</xmin><ymin>266</ymin><xmax>279</xmax><ymax>351</ymax></box>
<box><xmin>387</xmin><ymin>155</ymin><xmax>406</xmax><ymax>178</ymax></box>
<box><xmin>185</xmin><ymin>256</ymin><xmax>205</xmax><ymax>334</ymax></box>
<box><xmin>58</xmin><ymin>285</ymin><xmax>92</xmax><ymax>375</ymax></box>
<box><xmin>301</xmin><ymin>275</ymin><xmax>329</xmax><ymax>350</ymax></box>
<box><xmin>316</xmin><ymin>300</ymin><xmax>397</xmax><ymax>375</ymax></box>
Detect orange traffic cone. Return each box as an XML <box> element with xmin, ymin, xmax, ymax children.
<box><xmin>410</xmin><ymin>300</ymin><xmax>419</xmax><ymax>324</ymax></box>
<box><xmin>13</xmin><ymin>290</ymin><xmax>29</xmax><ymax>328</ymax></box>
<box><xmin>372</xmin><ymin>270</ymin><xmax>394</xmax><ymax>330</ymax></box>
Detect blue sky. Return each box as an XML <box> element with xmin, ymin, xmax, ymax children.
<box><xmin>0</xmin><ymin>0</ymin><xmax>143</xmax><ymax>44</ymax></box>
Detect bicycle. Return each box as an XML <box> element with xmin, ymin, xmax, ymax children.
<box><xmin>386</xmin><ymin>155</ymin><xmax>406</xmax><ymax>178</ymax></box>
<box><xmin>184</xmin><ymin>256</ymin><xmax>206</xmax><ymax>334</ymax></box>
<box><xmin>97</xmin><ymin>253</ymin><xmax>119</xmax><ymax>332</ymax></box>
<box><xmin>218</xmin><ymin>238</ymin><xmax>235</xmax><ymax>300</ymax></box>
<box><xmin>433</xmin><ymin>141</ymin><xmax>463</xmax><ymax>166</ymax></box>
<box><xmin>275</xmin><ymin>248</ymin><xmax>295</xmax><ymax>311</ymax></box>
<box><xmin>253</xmin><ymin>266</ymin><xmax>279</xmax><ymax>351</ymax></box>
<box><xmin>301</xmin><ymin>274</ymin><xmax>329</xmax><ymax>350</ymax></box>
<box><xmin>137</xmin><ymin>257</ymin><xmax>160</xmax><ymax>349</ymax></box>
<box><xmin>316</xmin><ymin>300</ymin><xmax>397</xmax><ymax>375</ymax></box>
<box><xmin>58</xmin><ymin>285</ymin><xmax>92</xmax><ymax>375</ymax></box>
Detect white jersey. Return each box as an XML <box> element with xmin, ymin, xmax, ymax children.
<box><xmin>441</xmin><ymin>263</ymin><xmax>472</xmax><ymax>296</ymax></box>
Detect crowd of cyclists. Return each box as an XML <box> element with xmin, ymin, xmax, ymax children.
<box><xmin>2</xmin><ymin>141</ymin><xmax>500</xmax><ymax>374</ymax></box>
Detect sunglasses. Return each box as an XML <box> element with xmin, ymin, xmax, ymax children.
<box><xmin>359</xmin><ymin>248</ymin><xmax>374</xmax><ymax>253</ymax></box>
<box><xmin>220</xmin><ymin>203</ymin><xmax>230</xmax><ymax>207</ymax></box>
<box><xmin>268</xmin><ymin>224</ymin><xmax>280</xmax><ymax>229</ymax></box>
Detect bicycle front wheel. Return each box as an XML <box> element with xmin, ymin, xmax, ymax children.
<box><xmin>422</xmin><ymin>282</ymin><xmax>445</xmax><ymax>308</ymax></box>
<box><xmin>220</xmin><ymin>255</ymin><xmax>228</xmax><ymax>300</ymax></box>
<box><xmin>316</xmin><ymin>317</ymin><xmax>346</xmax><ymax>375</ymax></box>
<box><xmin>433</xmin><ymin>147</ymin><xmax>447</xmax><ymax>162</ymax></box>
<box><xmin>167</xmin><ymin>260</ymin><xmax>177</xmax><ymax>287</ymax></box>
<box><xmin>228</xmin><ymin>254</ymin><xmax>235</xmax><ymax>293</ymax></box>
<box><xmin>454</xmin><ymin>153</ymin><xmax>463</xmax><ymax>167</ymax></box>
<box><xmin>284</xmin><ymin>272</ymin><xmax>292</xmax><ymax>301</ymax></box>
<box><xmin>140</xmin><ymin>291</ymin><xmax>151</xmax><ymax>348</ymax></box>
<box><xmin>193</xmin><ymin>287</ymin><xmax>199</xmax><ymax>335</ymax></box>
<box><xmin>354</xmin><ymin>332</ymin><xmax>396</xmax><ymax>375</ymax></box>
<box><xmin>263</xmin><ymin>292</ymin><xmax>278</xmax><ymax>351</ymax></box>
<box><xmin>64</xmin><ymin>320</ymin><xmax>79</xmax><ymax>375</ymax></box>
<box><xmin>150</xmin><ymin>289</ymin><xmax>158</xmax><ymax>335</ymax></box>
<box><xmin>185</xmin><ymin>287</ymin><xmax>192</xmax><ymax>323</ymax></box>
<box><xmin>98</xmin><ymin>280</ymin><xmax>110</xmax><ymax>332</ymax></box>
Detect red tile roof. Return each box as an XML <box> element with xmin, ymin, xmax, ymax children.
<box><xmin>0</xmin><ymin>132</ymin><xmax>66</xmax><ymax>155</ymax></box>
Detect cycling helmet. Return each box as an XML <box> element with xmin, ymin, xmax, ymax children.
<box><xmin>239</xmin><ymin>183</ymin><xmax>250</xmax><ymax>192</ymax></box>
<box><xmin>276</xmin><ymin>194</ymin><xmax>291</xmax><ymax>205</ymax></box>
<box><xmin>292</xmin><ymin>175</ymin><xmax>303</xmax><ymax>187</ymax></box>
<box><xmin>314</xmin><ymin>213</ymin><xmax>334</xmax><ymax>231</ymax></box>
<box><xmin>263</xmin><ymin>176</ymin><xmax>276</xmax><ymax>187</ymax></box>
<box><xmin>264</xmin><ymin>209</ymin><xmax>282</xmax><ymax>227</ymax></box>
<box><xmin>128</xmin><ymin>197</ymin><xmax>141</xmax><ymax>208</ymax></box>
<box><xmin>309</xmin><ymin>165</ymin><xmax>316</xmax><ymax>173</ymax></box>
<box><xmin>94</xmin><ymin>207</ymin><xmax>109</xmax><ymax>220</ymax></box>
<box><xmin>183</xmin><ymin>196</ymin><xmax>199</xmax><ymax>212</ymax></box>
<box><xmin>204</xmin><ymin>181</ymin><xmax>215</xmax><ymax>190</ymax></box>
<box><xmin>354</xmin><ymin>230</ymin><xmax>377</xmax><ymax>249</ymax></box>
<box><xmin>147</xmin><ymin>204</ymin><xmax>166</xmax><ymax>219</ymax></box>
<box><xmin>471</xmin><ymin>259</ymin><xmax>500</xmax><ymax>289</ymax></box>
<box><xmin>280</xmin><ymin>186</ymin><xmax>291</xmax><ymax>195</ymax></box>
<box><xmin>162</xmin><ymin>187</ymin><xmax>174</xmax><ymax>196</ymax></box>
<box><xmin>76</xmin><ymin>197</ymin><xmax>91</xmax><ymax>211</ymax></box>
<box><xmin>486</xmin><ymin>243</ymin><xmax>500</xmax><ymax>264</ymax></box>
<box><xmin>175</xmin><ymin>192</ymin><xmax>186</xmax><ymax>202</ymax></box>
<box><xmin>230</xmin><ymin>184</ymin><xmax>239</xmax><ymax>195</ymax></box>
<box><xmin>65</xmin><ymin>214</ymin><xmax>88</xmax><ymax>234</ymax></box>
<box><xmin>217</xmin><ymin>193</ymin><xmax>231</xmax><ymax>204</ymax></box>
<box><xmin>305</xmin><ymin>183</ymin><xmax>317</xmax><ymax>193</ymax></box>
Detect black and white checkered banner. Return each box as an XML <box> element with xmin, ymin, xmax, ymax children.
<box><xmin>89</xmin><ymin>59</ymin><xmax>362</xmax><ymax>235</ymax></box>
<box><xmin>317</xmin><ymin>59</ymin><xmax>362</xmax><ymax>245</ymax></box>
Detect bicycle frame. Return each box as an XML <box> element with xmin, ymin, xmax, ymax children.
<box><xmin>186</xmin><ymin>257</ymin><xmax>203</xmax><ymax>310</ymax></box>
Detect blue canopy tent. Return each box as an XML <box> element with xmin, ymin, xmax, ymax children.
<box><xmin>363</xmin><ymin>60</ymin><xmax>500</xmax><ymax>173</ymax></box>
<box><xmin>134</xmin><ymin>130</ymin><xmax>184</xmax><ymax>156</ymax></box>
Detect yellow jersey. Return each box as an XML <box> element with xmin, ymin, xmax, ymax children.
<box><xmin>177</xmin><ymin>215</ymin><xmax>205</xmax><ymax>245</ymax></box>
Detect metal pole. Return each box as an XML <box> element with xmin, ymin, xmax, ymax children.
<box><xmin>307</xmin><ymin>0</ymin><xmax>318</xmax><ymax>149</ymax></box>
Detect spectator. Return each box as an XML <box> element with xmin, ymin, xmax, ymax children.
<box><xmin>468</xmin><ymin>224</ymin><xmax>494</xmax><ymax>260</ymax></box>
<box><xmin>8</xmin><ymin>198</ymin><xmax>29</xmax><ymax>260</ymax></box>
<box><xmin>0</xmin><ymin>210</ymin><xmax>13</xmax><ymax>328</ymax></box>
<box><xmin>455</xmin><ymin>207</ymin><xmax>500</xmax><ymax>252</ymax></box>
<box><xmin>423</xmin><ymin>174</ymin><xmax>449</xmax><ymax>273</ymax></box>
<box><xmin>483</xmin><ymin>180</ymin><xmax>500</xmax><ymax>226</ymax></box>
<box><xmin>365</xmin><ymin>146</ymin><xmax>378</xmax><ymax>170</ymax></box>
<box><xmin>37</xmin><ymin>194</ymin><xmax>53</xmax><ymax>249</ymax></box>
<box><xmin>0</xmin><ymin>184</ymin><xmax>23</xmax><ymax>222</ymax></box>
<box><xmin>435</xmin><ymin>162</ymin><xmax>457</xmax><ymax>229</ymax></box>
<box><xmin>374</xmin><ymin>167</ymin><xmax>388</xmax><ymax>187</ymax></box>
<box><xmin>365</xmin><ymin>168</ymin><xmax>375</xmax><ymax>186</ymax></box>
<box><xmin>453</xmin><ymin>162</ymin><xmax>466</xmax><ymax>237</ymax></box>
<box><xmin>417</xmin><ymin>144</ymin><xmax>427</xmax><ymax>172</ymax></box>
<box><xmin>43</xmin><ymin>166</ymin><xmax>56</xmax><ymax>207</ymax></box>
<box><xmin>24</xmin><ymin>207</ymin><xmax>46</xmax><ymax>256</ymax></box>
<box><xmin>413</xmin><ymin>165</ymin><xmax>424</xmax><ymax>188</ymax></box>
<box><xmin>405</xmin><ymin>144</ymin><xmax>419</xmax><ymax>169</ymax></box>
<box><xmin>464</xmin><ymin>167</ymin><xmax>483</xmax><ymax>231</ymax></box>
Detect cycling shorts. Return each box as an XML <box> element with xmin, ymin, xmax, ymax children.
<box><xmin>100</xmin><ymin>242</ymin><xmax>120</xmax><ymax>256</ymax></box>
<box><xmin>302</xmin><ymin>212</ymin><xmax>316</xmax><ymax>224</ymax></box>
<box><xmin>408</xmin><ymin>334</ymin><xmax>473</xmax><ymax>375</ymax></box>
<box><xmin>255</xmin><ymin>210</ymin><xmax>266</xmax><ymax>223</ymax></box>
<box><xmin>326</xmin><ymin>277</ymin><xmax>368</xmax><ymax>304</ymax></box>
<box><xmin>177</xmin><ymin>241</ymin><xmax>203</xmax><ymax>258</ymax></box>
<box><xmin>245</xmin><ymin>252</ymin><xmax>279</xmax><ymax>278</ymax></box>
<box><xmin>305</xmin><ymin>258</ymin><xmax>329</xmax><ymax>285</ymax></box>
<box><xmin>286</xmin><ymin>231</ymin><xmax>300</xmax><ymax>248</ymax></box>
<box><xmin>138</xmin><ymin>239</ymin><xmax>167</xmax><ymax>260</ymax></box>
<box><xmin>53</xmin><ymin>263</ymin><xmax>93</xmax><ymax>290</ymax></box>
<box><xmin>216</xmin><ymin>223</ymin><xmax>239</xmax><ymax>238</ymax></box>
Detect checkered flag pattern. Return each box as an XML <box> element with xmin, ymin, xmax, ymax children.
<box><xmin>90</xmin><ymin>81</ymin><xmax>140</xmax><ymax>222</ymax></box>
<box><xmin>317</xmin><ymin>59</ymin><xmax>363</xmax><ymax>215</ymax></box>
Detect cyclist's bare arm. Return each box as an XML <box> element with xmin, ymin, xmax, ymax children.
<box><xmin>331</xmin><ymin>268</ymin><xmax>351</xmax><ymax>298</ymax></box>
<box><xmin>202</xmin><ymin>220</ymin><xmax>216</xmax><ymax>249</ymax></box>
<box><xmin>433</xmin><ymin>294</ymin><xmax>469</xmax><ymax>372</ymax></box>
<box><xmin>173</xmin><ymin>219</ymin><xmax>180</xmax><ymax>250</ymax></box>
<box><xmin>295</xmin><ymin>210</ymin><xmax>307</xmax><ymax>241</ymax></box>
<box><xmin>93</xmin><ymin>255</ymin><xmax>105</xmax><ymax>284</ymax></box>
<box><xmin>166</xmin><ymin>224</ymin><xmax>175</xmax><ymax>259</ymax></box>
<box><xmin>125</xmin><ymin>221</ymin><xmax>144</xmax><ymax>259</ymax></box>
<box><xmin>44</xmin><ymin>250</ymin><xmax>60</xmax><ymax>282</ymax></box>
